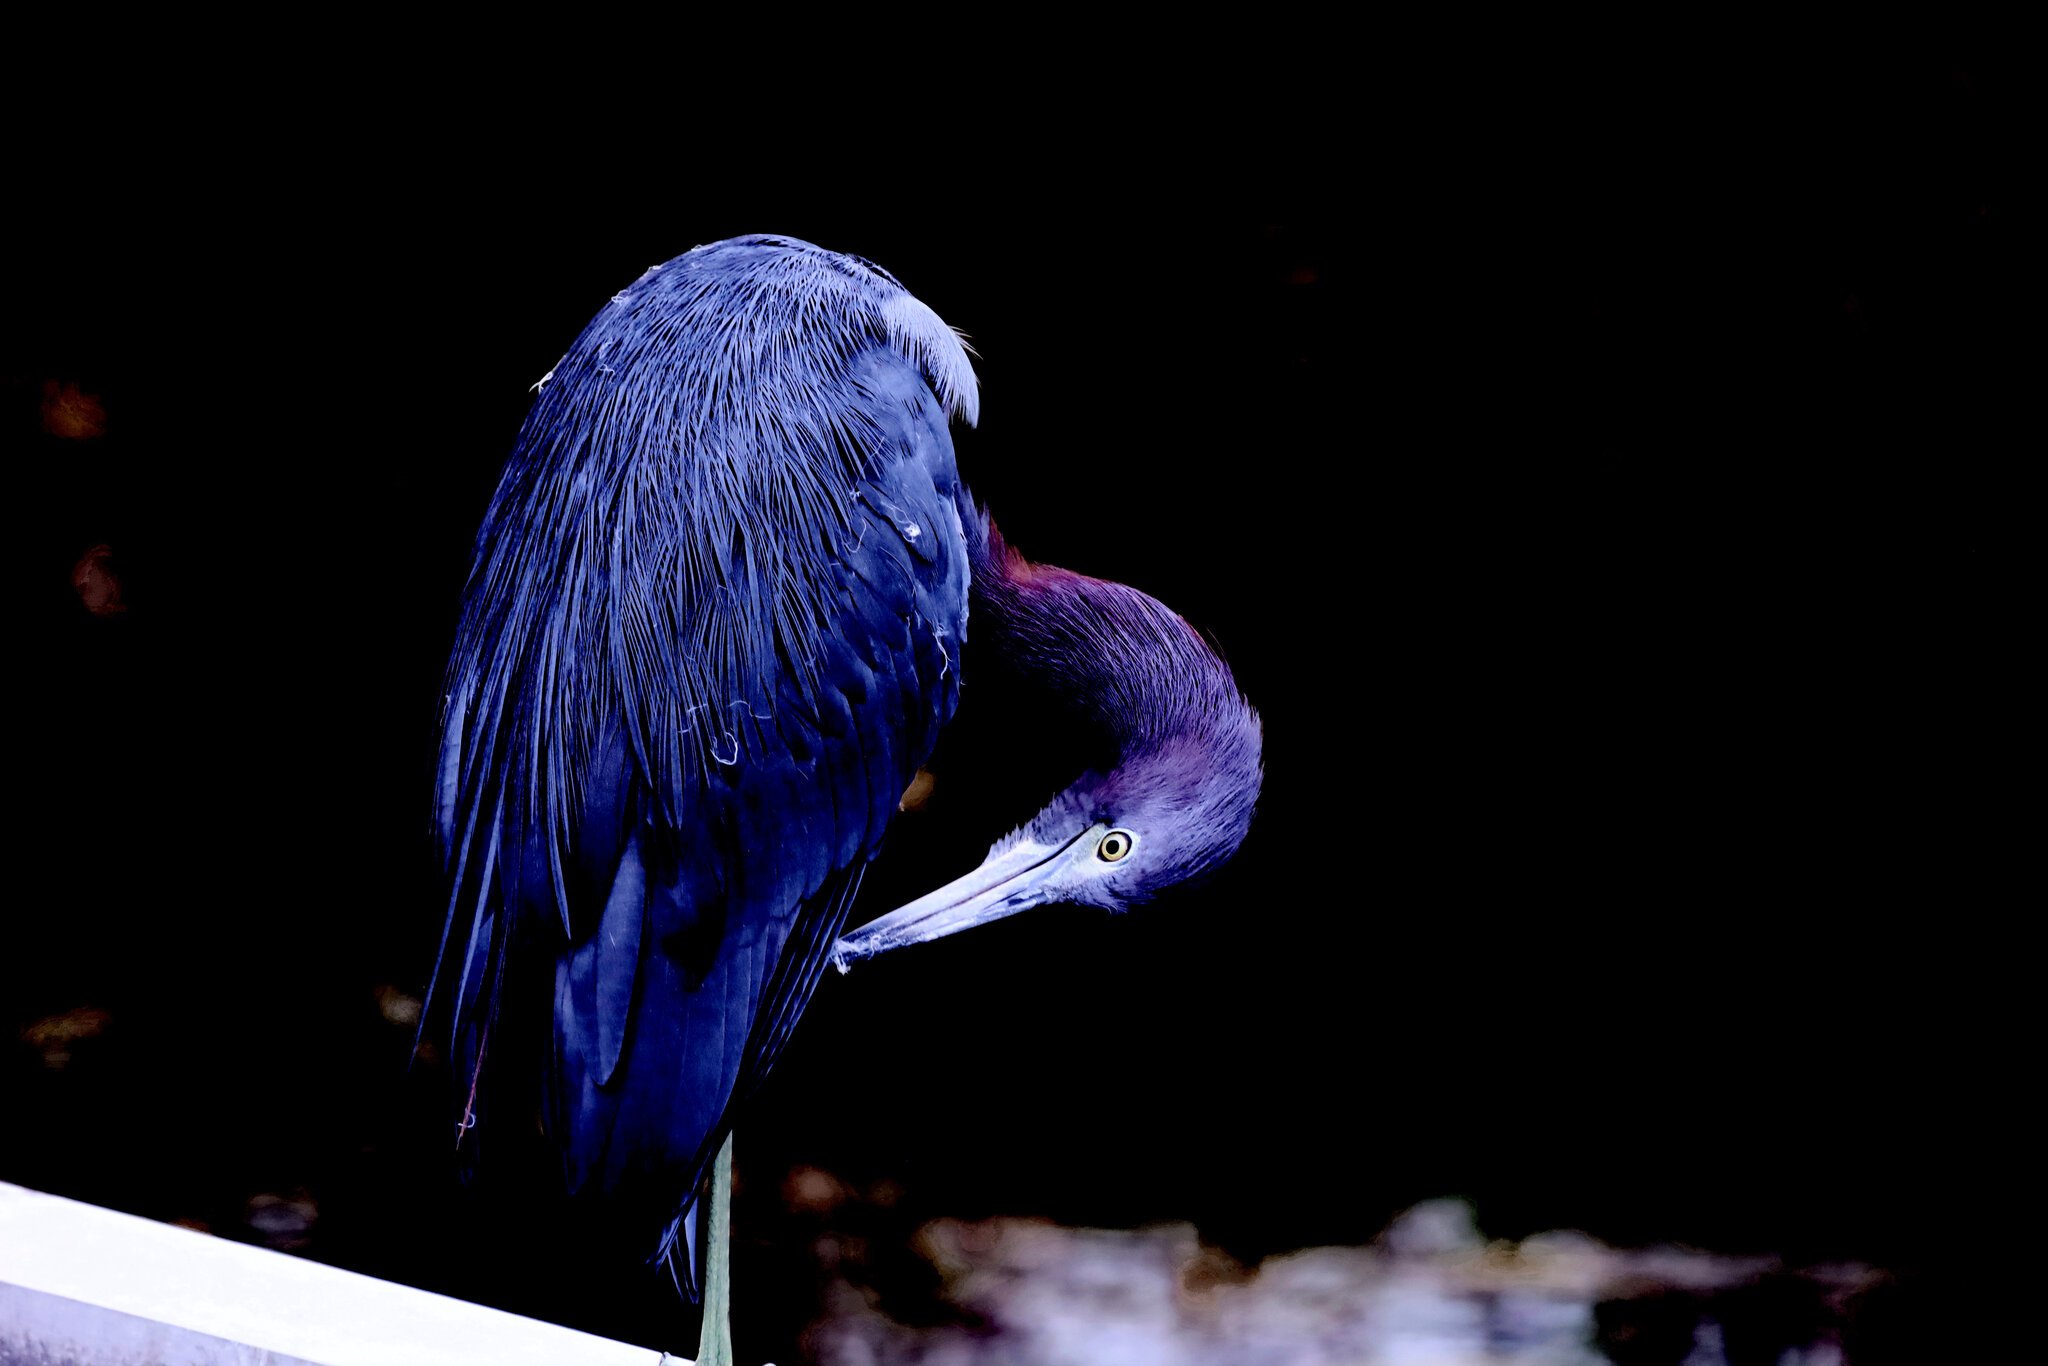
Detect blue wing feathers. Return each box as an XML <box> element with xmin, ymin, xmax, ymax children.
<box><xmin>585</xmin><ymin>829</ymin><xmax>646</xmax><ymax>1090</ymax></box>
<box><xmin>430</xmin><ymin>237</ymin><xmax>974</xmax><ymax>1259</ymax></box>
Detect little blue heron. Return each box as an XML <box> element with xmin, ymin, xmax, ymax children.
<box><xmin>428</xmin><ymin>235</ymin><xmax>1261</xmax><ymax>1362</ymax></box>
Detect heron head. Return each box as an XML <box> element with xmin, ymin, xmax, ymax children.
<box><xmin>832</xmin><ymin>575</ymin><xmax>1261</xmax><ymax>970</ymax></box>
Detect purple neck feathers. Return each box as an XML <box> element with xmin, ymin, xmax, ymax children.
<box><xmin>968</xmin><ymin>517</ymin><xmax>1256</xmax><ymax>769</ymax></box>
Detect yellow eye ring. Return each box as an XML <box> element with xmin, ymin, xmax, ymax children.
<box><xmin>1097</xmin><ymin>830</ymin><xmax>1135</xmax><ymax>863</ymax></box>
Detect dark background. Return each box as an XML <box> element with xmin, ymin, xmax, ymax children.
<box><xmin>5</xmin><ymin>50</ymin><xmax>2020</xmax><ymax>1358</ymax></box>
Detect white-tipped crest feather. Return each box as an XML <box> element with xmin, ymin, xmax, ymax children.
<box><xmin>882</xmin><ymin>292</ymin><xmax>980</xmax><ymax>427</ymax></box>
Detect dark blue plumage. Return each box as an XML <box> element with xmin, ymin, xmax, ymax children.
<box><xmin>427</xmin><ymin>236</ymin><xmax>1262</xmax><ymax>1310</ymax></box>
<box><xmin>431</xmin><ymin>236</ymin><xmax>974</xmax><ymax>1263</ymax></box>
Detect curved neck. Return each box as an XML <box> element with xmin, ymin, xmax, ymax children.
<box><xmin>965</xmin><ymin>517</ymin><xmax>1237</xmax><ymax>761</ymax></box>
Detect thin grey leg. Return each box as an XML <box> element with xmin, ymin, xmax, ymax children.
<box><xmin>694</xmin><ymin>1130</ymin><xmax>735</xmax><ymax>1366</ymax></box>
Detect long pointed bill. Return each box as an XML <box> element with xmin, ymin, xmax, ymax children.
<box><xmin>831</xmin><ymin>823</ymin><xmax>1107</xmax><ymax>974</ymax></box>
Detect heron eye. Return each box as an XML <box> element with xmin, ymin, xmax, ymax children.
<box><xmin>1097</xmin><ymin>830</ymin><xmax>1134</xmax><ymax>863</ymax></box>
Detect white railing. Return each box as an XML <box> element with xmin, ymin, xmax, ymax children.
<box><xmin>0</xmin><ymin>1182</ymin><xmax>678</xmax><ymax>1365</ymax></box>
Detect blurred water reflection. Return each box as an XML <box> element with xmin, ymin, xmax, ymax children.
<box><xmin>805</xmin><ymin>1197</ymin><xmax>1880</xmax><ymax>1366</ymax></box>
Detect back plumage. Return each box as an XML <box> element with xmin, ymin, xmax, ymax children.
<box><xmin>427</xmin><ymin>236</ymin><xmax>978</xmax><ymax>1266</ymax></box>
